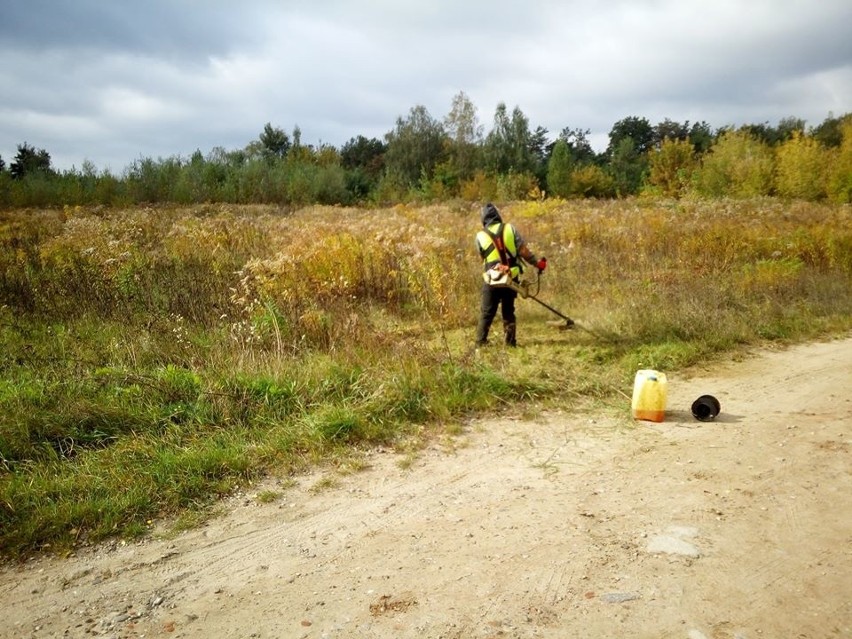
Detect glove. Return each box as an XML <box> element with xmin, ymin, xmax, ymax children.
<box><xmin>536</xmin><ymin>257</ymin><xmax>547</xmax><ymax>273</ymax></box>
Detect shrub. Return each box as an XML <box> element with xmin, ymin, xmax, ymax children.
<box><xmin>497</xmin><ymin>171</ymin><xmax>540</xmax><ymax>201</ymax></box>
<box><xmin>460</xmin><ymin>170</ymin><xmax>499</xmax><ymax>202</ymax></box>
<box><xmin>314</xmin><ymin>164</ymin><xmax>350</xmax><ymax>205</ymax></box>
<box><xmin>826</xmin><ymin>119</ymin><xmax>852</xmax><ymax>203</ymax></box>
<box><xmin>693</xmin><ymin>130</ymin><xmax>775</xmax><ymax>198</ymax></box>
<box><xmin>570</xmin><ymin>165</ymin><xmax>616</xmax><ymax>198</ymax></box>
<box><xmin>647</xmin><ymin>138</ymin><xmax>697</xmax><ymax>198</ymax></box>
<box><xmin>775</xmin><ymin>132</ymin><xmax>829</xmax><ymax>200</ymax></box>
<box><xmin>371</xmin><ymin>170</ymin><xmax>412</xmax><ymax>205</ymax></box>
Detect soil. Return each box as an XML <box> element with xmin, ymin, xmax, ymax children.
<box><xmin>2</xmin><ymin>338</ymin><xmax>851</xmax><ymax>639</ymax></box>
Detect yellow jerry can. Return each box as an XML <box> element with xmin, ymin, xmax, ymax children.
<box><xmin>631</xmin><ymin>370</ymin><xmax>668</xmax><ymax>422</ymax></box>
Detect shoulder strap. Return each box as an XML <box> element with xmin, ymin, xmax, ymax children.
<box><xmin>484</xmin><ymin>223</ymin><xmax>509</xmax><ymax>265</ymax></box>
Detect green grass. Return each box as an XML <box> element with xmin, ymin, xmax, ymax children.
<box><xmin>1</xmin><ymin>198</ymin><xmax>851</xmax><ymax>558</ymax></box>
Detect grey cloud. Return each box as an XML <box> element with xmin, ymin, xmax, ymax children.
<box><xmin>0</xmin><ymin>0</ymin><xmax>263</xmax><ymax>58</ymax></box>
<box><xmin>1</xmin><ymin>0</ymin><xmax>850</xmax><ymax>171</ymax></box>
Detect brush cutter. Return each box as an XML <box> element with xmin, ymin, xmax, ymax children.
<box><xmin>506</xmin><ymin>270</ymin><xmax>575</xmax><ymax>330</ymax></box>
<box><xmin>484</xmin><ymin>261</ymin><xmax>625</xmax><ymax>343</ymax></box>
<box><xmin>485</xmin><ymin>264</ymin><xmax>615</xmax><ymax>340</ymax></box>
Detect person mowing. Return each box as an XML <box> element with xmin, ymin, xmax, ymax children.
<box><xmin>475</xmin><ymin>202</ymin><xmax>547</xmax><ymax>347</ymax></box>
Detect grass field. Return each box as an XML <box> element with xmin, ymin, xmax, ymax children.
<box><xmin>1</xmin><ymin>198</ymin><xmax>850</xmax><ymax>557</ymax></box>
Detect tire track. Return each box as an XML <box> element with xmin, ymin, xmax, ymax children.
<box><xmin>136</xmin><ymin>443</ymin><xmax>506</xmax><ymax>608</ymax></box>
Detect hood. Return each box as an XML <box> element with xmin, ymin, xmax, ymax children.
<box><xmin>481</xmin><ymin>203</ymin><xmax>502</xmax><ymax>227</ymax></box>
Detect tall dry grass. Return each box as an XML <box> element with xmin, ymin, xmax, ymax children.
<box><xmin>1</xmin><ymin>199</ymin><xmax>850</xmax><ymax>556</ymax></box>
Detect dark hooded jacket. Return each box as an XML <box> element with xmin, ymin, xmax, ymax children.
<box><xmin>481</xmin><ymin>202</ymin><xmax>502</xmax><ymax>227</ymax></box>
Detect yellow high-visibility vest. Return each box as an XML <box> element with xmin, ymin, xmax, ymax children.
<box><xmin>476</xmin><ymin>222</ymin><xmax>520</xmax><ymax>283</ymax></box>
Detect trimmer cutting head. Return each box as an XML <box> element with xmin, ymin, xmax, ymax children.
<box><xmin>546</xmin><ymin>318</ymin><xmax>575</xmax><ymax>330</ymax></box>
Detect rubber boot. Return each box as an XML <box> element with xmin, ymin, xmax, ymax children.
<box><xmin>503</xmin><ymin>321</ymin><xmax>517</xmax><ymax>347</ymax></box>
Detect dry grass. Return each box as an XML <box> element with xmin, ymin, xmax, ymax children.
<box><xmin>0</xmin><ymin>198</ymin><xmax>849</xmax><ymax>557</ymax></box>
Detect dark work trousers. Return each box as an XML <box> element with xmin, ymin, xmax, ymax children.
<box><xmin>476</xmin><ymin>283</ymin><xmax>518</xmax><ymax>346</ymax></box>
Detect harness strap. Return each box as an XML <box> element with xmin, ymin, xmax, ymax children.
<box><xmin>483</xmin><ymin>223</ymin><xmax>509</xmax><ymax>265</ymax></box>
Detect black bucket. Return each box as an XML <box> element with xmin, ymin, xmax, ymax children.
<box><xmin>691</xmin><ymin>395</ymin><xmax>721</xmax><ymax>421</ymax></box>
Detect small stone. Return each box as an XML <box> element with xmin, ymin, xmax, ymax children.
<box><xmin>600</xmin><ymin>592</ymin><xmax>641</xmax><ymax>603</ymax></box>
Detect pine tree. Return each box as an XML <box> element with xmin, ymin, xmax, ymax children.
<box><xmin>546</xmin><ymin>139</ymin><xmax>573</xmax><ymax>198</ymax></box>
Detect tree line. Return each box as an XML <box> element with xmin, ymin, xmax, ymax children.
<box><xmin>1</xmin><ymin>92</ymin><xmax>850</xmax><ymax>207</ymax></box>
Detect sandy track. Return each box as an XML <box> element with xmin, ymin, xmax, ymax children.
<box><xmin>3</xmin><ymin>338</ymin><xmax>851</xmax><ymax>638</ymax></box>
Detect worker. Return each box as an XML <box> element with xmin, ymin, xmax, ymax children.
<box><xmin>475</xmin><ymin>202</ymin><xmax>547</xmax><ymax>347</ymax></box>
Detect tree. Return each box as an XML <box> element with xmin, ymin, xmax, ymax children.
<box><xmin>688</xmin><ymin>121</ymin><xmax>715</xmax><ymax>153</ymax></box>
<box><xmin>739</xmin><ymin>117</ymin><xmax>803</xmax><ymax>146</ymax></box>
<box><xmin>287</xmin><ymin>125</ymin><xmax>316</xmax><ymax>163</ymax></box>
<box><xmin>653</xmin><ymin>118</ymin><xmax>690</xmax><ymax>149</ymax></box>
<box><xmin>484</xmin><ymin>103</ymin><xmax>535</xmax><ymax>176</ymax></box>
<box><xmin>444</xmin><ymin>91</ymin><xmax>483</xmax><ymax>180</ymax></box>
<box><xmin>383</xmin><ymin>105</ymin><xmax>447</xmax><ymax>185</ymax></box>
<box><xmin>777</xmin><ymin>117</ymin><xmax>806</xmax><ymax>142</ymax></box>
<box><xmin>10</xmin><ymin>143</ymin><xmax>52</xmax><ymax>179</ymax></box>
<box><xmin>259</xmin><ymin>122</ymin><xmax>291</xmax><ymax>161</ymax></box>
<box><xmin>0</xmin><ymin>154</ymin><xmax>5</xmax><ymax>172</ymax></box>
<box><xmin>607</xmin><ymin>116</ymin><xmax>654</xmax><ymax>157</ymax></box>
<box><xmin>529</xmin><ymin>125</ymin><xmax>550</xmax><ymax>183</ymax></box>
<box><xmin>509</xmin><ymin>106</ymin><xmax>536</xmax><ymax>175</ymax></box>
<box><xmin>606</xmin><ymin>117</ymin><xmax>653</xmax><ymax>195</ymax></box>
<box><xmin>609</xmin><ymin>137</ymin><xmax>647</xmax><ymax>196</ymax></box>
<box><xmin>340</xmin><ymin>139</ymin><xmax>379</xmax><ymax>201</ymax></box>
<box><xmin>556</xmin><ymin>127</ymin><xmax>597</xmax><ymax>165</ymax></box>
<box><xmin>546</xmin><ymin>139</ymin><xmax>573</xmax><ymax>198</ymax></box>
<box><xmin>811</xmin><ymin>112</ymin><xmax>849</xmax><ymax>147</ymax></box>
<box><xmin>341</xmin><ymin>136</ymin><xmax>385</xmax><ymax>173</ymax></box>
<box><xmin>484</xmin><ymin>102</ymin><xmax>512</xmax><ymax>174</ymax></box>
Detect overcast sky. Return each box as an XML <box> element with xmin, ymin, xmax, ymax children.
<box><xmin>2</xmin><ymin>0</ymin><xmax>851</xmax><ymax>173</ymax></box>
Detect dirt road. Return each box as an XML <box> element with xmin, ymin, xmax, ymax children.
<box><xmin>3</xmin><ymin>338</ymin><xmax>851</xmax><ymax>638</ymax></box>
